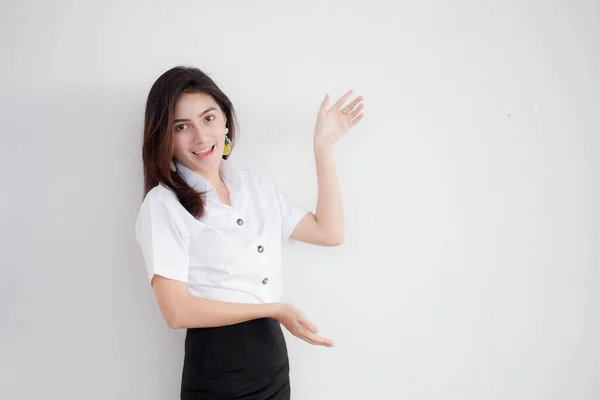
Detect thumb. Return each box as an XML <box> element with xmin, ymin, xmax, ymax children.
<box><xmin>298</xmin><ymin>313</ymin><xmax>319</xmax><ymax>334</ymax></box>
<box><xmin>320</xmin><ymin>94</ymin><xmax>330</xmax><ymax>112</ymax></box>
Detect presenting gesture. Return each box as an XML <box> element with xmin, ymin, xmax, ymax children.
<box><xmin>314</xmin><ymin>90</ymin><xmax>364</xmax><ymax>147</ymax></box>
<box><xmin>276</xmin><ymin>303</ymin><xmax>335</xmax><ymax>347</ymax></box>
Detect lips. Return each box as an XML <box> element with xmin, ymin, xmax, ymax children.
<box><xmin>192</xmin><ymin>145</ymin><xmax>215</xmax><ymax>159</ymax></box>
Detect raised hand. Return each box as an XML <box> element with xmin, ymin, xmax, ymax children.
<box><xmin>314</xmin><ymin>90</ymin><xmax>364</xmax><ymax>147</ymax></box>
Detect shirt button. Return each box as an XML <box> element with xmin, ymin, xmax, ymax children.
<box><xmin>257</xmin><ymin>245</ymin><xmax>264</xmax><ymax>253</ymax></box>
<box><xmin>236</xmin><ymin>218</ymin><xmax>244</xmax><ymax>226</ymax></box>
<box><xmin>262</xmin><ymin>277</ymin><xmax>269</xmax><ymax>285</ymax></box>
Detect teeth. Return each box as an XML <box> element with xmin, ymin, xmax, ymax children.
<box><xmin>194</xmin><ymin>146</ymin><xmax>213</xmax><ymax>155</ymax></box>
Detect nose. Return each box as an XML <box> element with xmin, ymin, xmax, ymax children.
<box><xmin>191</xmin><ymin>124</ymin><xmax>210</xmax><ymax>143</ymax></box>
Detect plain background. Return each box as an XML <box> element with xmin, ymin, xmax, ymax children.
<box><xmin>1</xmin><ymin>1</ymin><xmax>598</xmax><ymax>399</ymax></box>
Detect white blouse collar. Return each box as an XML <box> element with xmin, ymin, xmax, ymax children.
<box><xmin>175</xmin><ymin>159</ymin><xmax>242</xmax><ymax>197</ymax></box>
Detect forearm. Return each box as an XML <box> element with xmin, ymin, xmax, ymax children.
<box><xmin>172</xmin><ymin>296</ymin><xmax>280</xmax><ymax>329</ymax></box>
<box><xmin>313</xmin><ymin>141</ymin><xmax>344</xmax><ymax>243</ymax></box>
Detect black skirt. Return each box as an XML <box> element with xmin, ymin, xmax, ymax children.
<box><xmin>181</xmin><ymin>317</ymin><xmax>291</xmax><ymax>400</ymax></box>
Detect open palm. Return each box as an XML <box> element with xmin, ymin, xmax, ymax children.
<box><xmin>314</xmin><ymin>90</ymin><xmax>364</xmax><ymax>146</ymax></box>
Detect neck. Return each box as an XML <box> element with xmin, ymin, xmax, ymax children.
<box><xmin>177</xmin><ymin>160</ymin><xmax>228</xmax><ymax>192</ymax></box>
<box><xmin>193</xmin><ymin>168</ymin><xmax>221</xmax><ymax>191</ymax></box>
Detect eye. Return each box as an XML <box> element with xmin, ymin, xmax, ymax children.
<box><xmin>205</xmin><ymin>115</ymin><xmax>215</xmax><ymax>123</ymax></box>
<box><xmin>175</xmin><ymin>124</ymin><xmax>187</xmax><ymax>131</ymax></box>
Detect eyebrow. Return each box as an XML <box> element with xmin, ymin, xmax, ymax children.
<box><xmin>173</xmin><ymin>107</ymin><xmax>217</xmax><ymax>123</ymax></box>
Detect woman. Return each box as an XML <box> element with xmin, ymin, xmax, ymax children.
<box><xmin>135</xmin><ymin>66</ymin><xmax>364</xmax><ymax>399</ymax></box>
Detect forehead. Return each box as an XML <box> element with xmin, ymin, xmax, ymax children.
<box><xmin>173</xmin><ymin>92</ymin><xmax>219</xmax><ymax>117</ymax></box>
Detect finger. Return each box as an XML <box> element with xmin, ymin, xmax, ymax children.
<box><xmin>296</xmin><ymin>325</ymin><xmax>332</xmax><ymax>346</ymax></box>
<box><xmin>348</xmin><ymin>113</ymin><xmax>364</xmax><ymax>129</ymax></box>
<box><xmin>342</xmin><ymin>95</ymin><xmax>364</xmax><ymax>116</ymax></box>
<box><xmin>331</xmin><ymin>90</ymin><xmax>354</xmax><ymax>111</ymax></box>
<box><xmin>303</xmin><ymin>331</ymin><xmax>335</xmax><ymax>347</ymax></box>
<box><xmin>297</xmin><ymin>313</ymin><xmax>319</xmax><ymax>334</ymax></box>
<box><xmin>320</xmin><ymin>94</ymin><xmax>330</xmax><ymax>112</ymax></box>
<box><xmin>347</xmin><ymin>103</ymin><xmax>364</xmax><ymax>119</ymax></box>
<box><xmin>298</xmin><ymin>333</ymin><xmax>323</xmax><ymax>346</ymax></box>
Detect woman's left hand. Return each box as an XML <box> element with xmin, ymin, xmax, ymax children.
<box><xmin>314</xmin><ymin>90</ymin><xmax>364</xmax><ymax>147</ymax></box>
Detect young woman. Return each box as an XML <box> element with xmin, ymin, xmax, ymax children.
<box><xmin>135</xmin><ymin>66</ymin><xmax>364</xmax><ymax>399</ymax></box>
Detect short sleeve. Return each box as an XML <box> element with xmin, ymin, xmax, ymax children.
<box><xmin>273</xmin><ymin>183</ymin><xmax>310</xmax><ymax>242</ymax></box>
<box><xmin>135</xmin><ymin>195</ymin><xmax>190</xmax><ymax>284</ymax></box>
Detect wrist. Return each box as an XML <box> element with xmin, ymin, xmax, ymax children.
<box><xmin>267</xmin><ymin>303</ymin><xmax>283</xmax><ymax>320</ymax></box>
<box><xmin>313</xmin><ymin>138</ymin><xmax>333</xmax><ymax>153</ymax></box>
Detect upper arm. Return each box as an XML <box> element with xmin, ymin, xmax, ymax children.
<box><xmin>289</xmin><ymin>212</ymin><xmax>343</xmax><ymax>246</ymax></box>
<box><xmin>135</xmin><ymin>194</ymin><xmax>191</xmax><ymax>327</ymax></box>
<box><xmin>270</xmin><ymin>178</ymin><xmax>342</xmax><ymax>247</ymax></box>
<box><xmin>151</xmin><ymin>275</ymin><xmax>190</xmax><ymax>329</ymax></box>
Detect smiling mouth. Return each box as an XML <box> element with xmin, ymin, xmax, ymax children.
<box><xmin>192</xmin><ymin>145</ymin><xmax>215</xmax><ymax>159</ymax></box>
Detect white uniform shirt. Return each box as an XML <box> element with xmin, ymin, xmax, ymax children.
<box><xmin>135</xmin><ymin>160</ymin><xmax>308</xmax><ymax>304</ymax></box>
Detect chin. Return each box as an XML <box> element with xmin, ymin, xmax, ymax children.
<box><xmin>188</xmin><ymin>154</ymin><xmax>220</xmax><ymax>172</ymax></box>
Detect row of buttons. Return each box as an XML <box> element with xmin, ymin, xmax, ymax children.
<box><xmin>236</xmin><ymin>218</ymin><xmax>268</xmax><ymax>285</ymax></box>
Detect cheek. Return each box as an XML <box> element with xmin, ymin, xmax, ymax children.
<box><xmin>172</xmin><ymin>135</ymin><xmax>189</xmax><ymax>156</ymax></box>
<box><xmin>214</xmin><ymin>131</ymin><xmax>225</xmax><ymax>145</ymax></box>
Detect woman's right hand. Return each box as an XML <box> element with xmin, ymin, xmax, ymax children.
<box><xmin>274</xmin><ymin>303</ymin><xmax>335</xmax><ymax>347</ymax></box>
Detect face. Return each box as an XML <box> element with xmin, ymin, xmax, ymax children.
<box><xmin>171</xmin><ymin>92</ymin><xmax>227</xmax><ymax>177</ymax></box>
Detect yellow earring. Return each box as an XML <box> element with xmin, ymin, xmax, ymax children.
<box><xmin>223</xmin><ymin>128</ymin><xmax>231</xmax><ymax>156</ymax></box>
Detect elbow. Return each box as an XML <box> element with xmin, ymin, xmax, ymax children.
<box><xmin>165</xmin><ymin>312</ymin><xmax>183</xmax><ymax>329</ymax></box>
<box><xmin>152</xmin><ymin>277</ymin><xmax>191</xmax><ymax>329</ymax></box>
<box><xmin>331</xmin><ymin>238</ymin><xmax>344</xmax><ymax>247</ymax></box>
<box><xmin>166</xmin><ymin>317</ymin><xmax>182</xmax><ymax>330</ymax></box>
<box><xmin>162</xmin><ymin>306</ymin><xmax>187</xmax><ymax>330</ymax></box>
<box><xmin>326</xmin><ymin>233</ymin><xmax>344</xmax><ymax>247</ymax></box>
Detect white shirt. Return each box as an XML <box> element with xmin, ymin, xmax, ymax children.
<box><xmin>135</xmin><ymin>159</ymin><xmax>308</xmax><ymax>304</ymax></box>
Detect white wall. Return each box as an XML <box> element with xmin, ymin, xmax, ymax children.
<box><xmin>1</xmin><ymin>1</ymin><xmax>598</xmax><ymax>399</ymax></box>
